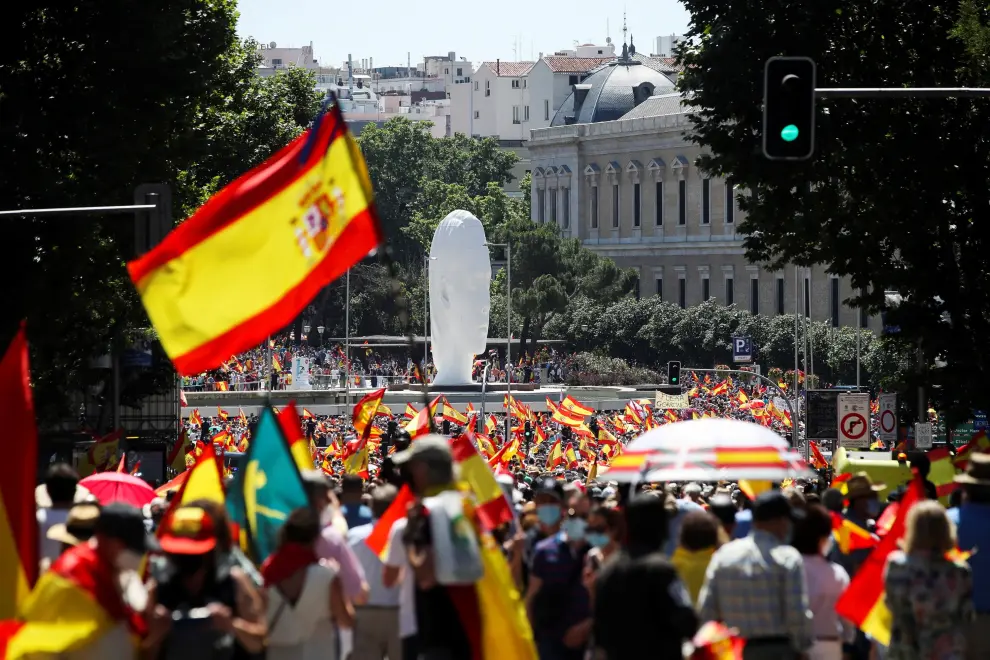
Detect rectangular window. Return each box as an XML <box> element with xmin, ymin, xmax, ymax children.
<box><xmin>512</xmin><ymin>79</ymin><xmax>520</xmax><ymax>88</ymax></box>
<box><xmin>804</xmin><ymin>277</ymin><xmax>811</xmax><ymax>318</ymax></box>
<box><xmin>678</xmin><ymin>279</ymin><xmax>686</xmax><ymax>309</ymax></box>
<box><xmin>271</xmin><ymin>58</ymin><xmax>283</xmax><ymax>67</ymax></box>
<box><xmin>612</xmin><ymin>184</ymin><xmax>619</xmax><ymax>228</ymax></box>
<box><xmin>656</xmin><ymin>278</ymin><xmax>663</xmax><ymax>300</ymax></box>
<box><xmin>830</xmin><ymin>278</ymin><xmax>840</xmax><ymax>327</ymax></box>
<box><xmin>678</xmin><ymin>180</ymin><xmax>686</xmax><ymax>225</ymax></box>
<box><xmin>591</xmin><ymin>187</ymin><xmax>599</xmax><ymax>229</ymax></box>
<box><xmin>655</xmin><ymin>181</ymin><xmax>663</xmax><ymax>225</ymax></box>
<box><xmin>562</xmin><ymin>187</ymin><xmax>570</xmax><ymax>229</ymax></box>
<box><xmin>776</xmin><ymin>278</ymin><xmax>785</xmax><ymax>315</ymax></box>
<box><xmin>725</xmin><ymin>179</ymin><xmax>735</xmax><ymax>224</ymax></box>
<box><xmin>457</xmin><ymin>67</ymin><xmax>463</xmax><ymax>76</ymax></box>
<box><xmin>445</xmin><ymin>68</ymin><xmax>449</xmax><ymax>74</ymax></box>
<box><xmin>474</xmin><ymin>110</ymin><xmax>480</xmax><ymax>119</ymax></box>
<box><xmin>702</xmin><ymin>178</ymin><xmax>711</xmax><ymax>224</ymax></box>
<box><xmin>524</xmin><ymin>106</ymin><xmax>530</xmax><ymax>121</ymax></box>
<box><xmin>549</xmin><ymin>188</ymin><xmax>557</xmax><ymax>223</ymax></box>
<box><xmin>544</xmin><ymin>100</ymin><xmax>550</xmax><ymax>120</ymax></box>
<box><xmin>537</xmin><ymin>189</ymin><xmax>545</xmax><ymax>223</ymax></box>
<box><xmin>512</xmin><ymin>106</ymin><xmax>520</xmax><ymax>124</ymax></box>
<box><xmin>485</xmin><ymin>81</ymin><xmax>490</xmax><ymax>97</ymax></box>
<box><xmin>569</xmin><ymin>75</ymin><xmax>579</xmax><ymax>85</ymax></box>
<box><xmin>750</xmin><ymin>279</ymin><xmax>759</xmax><ymax>315</ymax></box>
<box><xmin>633</xmin><ymin>183</ymin><xmax>641</xmax><ymax>227</ymax></box>
<box><xmin>702</xmin><ymin>278</ymin><xmax>710</xmax><ymax>301</ymax></box>
<box><xmin>725</xmin><ymin>278</ymin><xmax>734</xmax><ymax>305</ymax></box>
<box><xmin>475</xmin><ymin>81</ymin><xmax>479</xmax><ymax>91</ymax></box>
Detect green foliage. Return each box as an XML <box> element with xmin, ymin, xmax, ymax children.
<box><xmin>357</xmin><ymin>120</ymin><xmax>518</xmax><ymax>261</ymax></box>
<box><xmin>2</xmin><ymin>3</ymin><xmax>325</xmax><ymax>424</ymax></box>
<box><xmin>545</xmin><ymin>296</ymin><xmax>903</xmax><ymax>389</ymax></box>
<box><xmin>675</xmin><ymin>0</ymin><xmax>990</xmax><ymax>424</ymax></box>
<box><xmin>565</xmin><ymin>353</ymin><xmax>662</xmax><ymax>387</ymax></box>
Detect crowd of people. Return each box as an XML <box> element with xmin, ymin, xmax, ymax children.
<box><xmin>179</xmin><ymin>336</ymin><xmax>576</xmax><ymax>393</ymax></box>
<box><xmin>28</xmin><ymin>424</ymin><xmax>988</xmax><ymax>660</ymax></box>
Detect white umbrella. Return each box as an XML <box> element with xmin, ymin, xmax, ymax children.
<box><xmin>604</xmin><ymin>418</ymin><xmax>814</xmax><ymax>483</ymax></box>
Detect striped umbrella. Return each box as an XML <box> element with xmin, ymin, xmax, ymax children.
<box><xmin>603</xmin><ymin>418</ymin><xmax>814</xmax><ymax>483</ymax></box>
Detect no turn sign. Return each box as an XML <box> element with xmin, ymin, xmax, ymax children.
<box><xmin>838</xmin><ymin>393</ymin><xmax>871</xmax><ymax>449</ymax></box>
<box><xmin>878</xmin><ymin>393</ymin><xmax>897</xmax><ymax>444</ymax></box>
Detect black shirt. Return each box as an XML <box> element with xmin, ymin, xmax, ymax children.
<box><xmin>403</xmin><ymin>501</ymin><xmax>474</xmax><ymax>659</ymax></box>
<box><xmin>593</xmin><ymin>550</ymin><xmax>698</xmax><ymax>660</ymax></box>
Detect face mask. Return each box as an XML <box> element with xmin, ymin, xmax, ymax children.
<box><xmin>585</xmin><ymin>532</ymin><xmax>610</xmax><ymax>549</ymax></box>
<box><xmin>867</xmin><ymin>499</ymin><xmax>881</xmax><ymax>518</ymax></box>
<box><xmin>562</xmin><ymin>517</ymin><xmax>587</xmax><ymax>541</ymax></box>
<box><xmin>536</xmin><ymin>505</ymin><xmax>562</xmax><ymax>527</ymax></box>
<box><xmin>115</xmin><ymin>550</ymin><xmax>143</xmax><ymax>572</ymax></box>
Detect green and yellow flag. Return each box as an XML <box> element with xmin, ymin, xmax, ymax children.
<box><xmin>226</xmin><ymin>407</ymin><xmax>309</xmax><ymax>563</ymax></box>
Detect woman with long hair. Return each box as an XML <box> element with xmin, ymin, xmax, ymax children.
<box><xmin>884</xmin><ymin>500</ymin><xmax>973</xmax><ymax>659</ymax></box>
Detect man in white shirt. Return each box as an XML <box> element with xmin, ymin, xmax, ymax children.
<box><xmin>383</xmin><ymin>516</ymin><xmax>418</xmax><ymax>660</ymax></box>
<box><xmin>348</xmin><ymin>485</ymin><xmax>402</xmax><ymax>659</ymax></box>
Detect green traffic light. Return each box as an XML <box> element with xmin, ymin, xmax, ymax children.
<box><xmin>781</xmin><ymin>124</ymin><xmax>799</xmax><ymax>142</ymax></box>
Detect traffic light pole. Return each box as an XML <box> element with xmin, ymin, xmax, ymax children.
<box><xmin>816</xmin><ymin>87</ymin><xmax>990</xmax><ymax>98</ymax></box>
<box><xmin>682</xmin><ymin>367</ymin><xmax>806</xmax><ymax>462</ymax></box>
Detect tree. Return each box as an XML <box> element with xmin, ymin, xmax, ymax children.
<box><xmin>677</xmin><ymin>0</ymin><xmax>990</xmax><ymax>423</ymax></box>
<box><xmin>357</xmin><ymin>120</ymin><xmax>518</xmax><ymax>261</ymax></box>
<box><xmin>2</xmin><ymin>3</ymin><xmax>325</xmax><ymax>425</ymax></box>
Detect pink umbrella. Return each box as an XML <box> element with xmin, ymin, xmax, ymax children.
<box><xmin>79</xmin><ymin>472</ymin><xmax>157</xmax><ymax>508</ymax></box>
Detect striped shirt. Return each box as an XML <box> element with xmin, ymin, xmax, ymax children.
<box><xmin>698</xmin><ymin>530</ymin><xmax>813</xmax><ymax>652</ymax></box>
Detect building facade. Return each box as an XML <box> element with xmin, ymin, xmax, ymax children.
<box><xmin>527</xmin><ymin>93</ymin><xmax>873</xmax><ymax>330</ymax></box>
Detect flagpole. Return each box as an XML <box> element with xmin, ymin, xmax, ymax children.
<box><xmin>345</xmin><ymin>268</ymin><xmax>350</xmax><ymax>406</ymax></box>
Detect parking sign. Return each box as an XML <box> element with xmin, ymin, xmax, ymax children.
<box><xmin>732</xmin><ymin>336</ymin><xmax>753</xmax><ymax>363</ymax></box>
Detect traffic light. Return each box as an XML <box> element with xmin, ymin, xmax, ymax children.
<box><xmin>667</xmin><ymin>361</ymin><xmax>681</xmax><ymax>386</ymax></box>
<box><xmin>762</xmin><ymin>56</ymin><xmax>816</xmax><ymax>161</ymax></box>
<box><xmin>523</xmin><ymin>421</ymin><xmax>533</xmax><ymax>451</ymax></box>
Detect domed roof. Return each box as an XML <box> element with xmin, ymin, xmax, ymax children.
<box><xmin>550</xmin><ymin>50</ymin><xmax>676</xmax><ymax>127</ymax></box>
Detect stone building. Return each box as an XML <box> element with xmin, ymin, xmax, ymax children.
<box><xmin>527</xmin><ymin>44</ymin><xmax>872</xmax><ymax>331</ymax></box>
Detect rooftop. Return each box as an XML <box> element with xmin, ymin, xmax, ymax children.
<box><xmin>543</xmin><ymin>56</ymin><xmax>615</xmax><ymax>73</ymax></box>
<box><xmin>481</xmin><ymin>61</ymin><xmax>536</xmax><ymax>77</ymax></box>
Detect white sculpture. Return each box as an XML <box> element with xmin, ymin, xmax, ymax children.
<box><xmin>429</xmin><ymin>210</ymin><xmax>491</xmax><ymax>386</ymax></box>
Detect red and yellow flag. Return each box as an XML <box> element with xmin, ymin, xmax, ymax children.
<box><xmin>127</xmin><ymin>102</ymin><xmax>383</xmax><ymax>375</ymax></box>
<box><xmin>365</xmin><ymin>485</ymin><xmax>416</xmax><ymax>560</ymax></box>
<box><xmin>560</xmin><ymin>395</ymin><xmax>593</xmax><ymax>418</ymax></box>
<box><xmin>353</xmin><ymin>388</ymin><xmax>385</xmax><ymax>438</ymax></box>
<box><xmin>831</xmin><ymin>513</ymin><xmax>879</xmax><ymax>554</ymax></box>
<box><xmin>835</xmin><ymin>476</ymin><xmax>924</xmax><ymax>646</ymax></box>
<box><xmin>1</xmin><ymin>544</ymin><xmax>145</xmax><ymax>658</ymax></box>
<box><xmin>0</xmin><ymin>325</ymin><xmax>38</xmax><ymax>618</ymax></box>
<box><xmin>451</xmin><ymin>433</ymin><xmax>514</xmax><ymax>531</ymax></box>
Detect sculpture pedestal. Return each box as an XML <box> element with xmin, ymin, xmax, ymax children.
<box><xmin>387</xmin><ymin>382</ymin><xmax>540</xmax><ymax>393</ymax></box>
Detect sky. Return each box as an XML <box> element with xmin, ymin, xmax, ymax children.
<box><xmin>236</xmin><ymin>0</ymin><xmax>690</xmax><ymax>70</ymax></box>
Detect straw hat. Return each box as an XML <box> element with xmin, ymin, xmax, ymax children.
<box><xmin>955</xmin><ymin>452</ymin><xmax>990</xmax><ymax>486</ymax></box>
<box><xmin>844</xmin><ymin>472</ymin><xmax>885</xmax><ymax>500</ymax></box>
<box><xmin>46</xmin><ymin>503</ymin><xmax>101</xmax><ymax>547</ymax></box>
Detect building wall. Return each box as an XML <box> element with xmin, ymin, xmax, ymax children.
<box><xmin>528</xmin><ymin>114</ymin><xmax>874</xmax><ymax>329</ymax></box>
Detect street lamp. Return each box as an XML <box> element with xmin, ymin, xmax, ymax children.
<box><xmin>303</xmin><ymin>324</ymin><xmax>311</xmax><ymax>342</ymax></box>
<box><xmin>483</xmin><ymin>241</ymin><xmax>511</xmax><ymax>437</ymax></box>
<box><xmin>317</xmin><ymin>325</ymin><xmax>325</xmax><ymax>347</ymax></box>
<box><xmin>423</xmin><ymin>254</ymin><xmax>437</xmax><ymax>383</ymax></box>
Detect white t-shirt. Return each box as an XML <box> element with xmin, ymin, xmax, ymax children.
<box><xmin>384</xmin><ymin>517</ymin><xmax>417</xmax><ymax>638</ymax></box>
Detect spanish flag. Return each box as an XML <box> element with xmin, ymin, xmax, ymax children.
<box><xmin>277</xmin><ymin>404</ymin><xmax>317</xmax><ymax>472</ymax></box>
<box><xmin>1</xmin><ymin>544</ymin><xmax>146</xmax><ymax>659</ymax></box>
<box><xmin>353</xmin><ymin>388</ymin><xmax>386</xmax><ymax>439</ymax></box>
<box><xmin>365</xmin><ymin>485</ymin><xmax>416</xmax><ymax>560</ymax></box>
<box><xmin>0</xmin><ymin>325</ymin><xmax>38</xmax><ymax>619</ymax></box>
<box><xmin>835</xmin><ymin>475</ymin><xmax>924</xmax><ymax>646</ymax></box>
<box><xmin>128</xmin><ymin>101</ymin><xmax>383</xmax><ymax>375</ymax></box>
<box><xmin>831</xmin><ymin>513</ymin><xmax>879</xmax><ymax>554</ymax></box>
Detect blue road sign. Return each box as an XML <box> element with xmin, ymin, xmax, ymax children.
<box><xmin>732</xmin><ymin>336</ymin><xmax>753</xmax><ymax>363</ymax></box>
<box><xmin>975</xmin><ymin>410</ymin><xmax>987</xmax><ymax>431</ymax></box>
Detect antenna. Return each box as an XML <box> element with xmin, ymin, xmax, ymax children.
<box><xmin>622</xmin><ymin>10</ymin><xmax>628</xmax><ymax>45</ymax></box>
